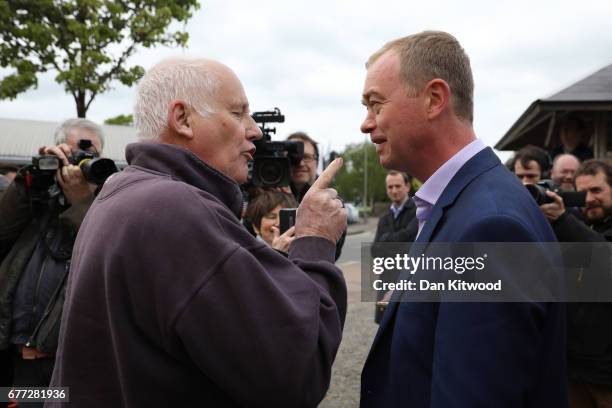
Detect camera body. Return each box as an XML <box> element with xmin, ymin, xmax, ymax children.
<box><xmin>249</xmin><ymin>108</ymin><xmax>304</xmax><ymax>188</ymax></box>
<box><xmin>525</xmin><ymin>179</ymin><xmax>586</xmax><ymax>207</ymax></box>
<box><xmin>26</xmin><ymin>139</ymin><xmax>118</xmax><ymax>201</ymax></box>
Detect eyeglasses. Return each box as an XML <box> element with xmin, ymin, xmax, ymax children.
<box><xmin>301</xmin><ymin>154</ymin><xmax>318</xmax><ymax>163</ymax></box>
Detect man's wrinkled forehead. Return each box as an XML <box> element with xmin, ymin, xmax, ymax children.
<box><xmin>215</xmin><ymin>67</ymin><xmax>249</xmax><ymax>108</ymax></box>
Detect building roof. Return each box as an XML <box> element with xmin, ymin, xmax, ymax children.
<box><xmin>547</xmin><ymin>63</ymin><xmax>612</xmax><ymax>102</ymax></box>
<box><xmin>495</xmin><ymin>63</ymin><xmax>612</xmax><ymax>151</ymax></box>
<box><xmin>0</xmin><ymin>117</ymin><xmax>137</xmax><ymax>166</ymax></box>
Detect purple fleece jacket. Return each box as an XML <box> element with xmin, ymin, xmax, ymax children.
<box><xmin>46</xmin><ymin>143</ymin><xmax>347</xmax><ymax>408</ymax></box>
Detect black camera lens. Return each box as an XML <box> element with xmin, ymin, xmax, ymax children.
<box><xmin>80</xmin><ymin>158</ymin><xmax>118</xmax><ymax>185</ymax></box>
<box><xmin>258</xmin><ymin>160</ymin><xmax>283</xmax><ymax>186</ymax></box>
<box><xmin>525</xmin><ymin>184</ymin><xmax>552</xmax><ymax>205</ymax></box>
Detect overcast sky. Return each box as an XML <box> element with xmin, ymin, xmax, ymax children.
<box><xmin>1</xmin><ymin>0</ymin><xmax>612</xmax><ymax>160</ymax></box>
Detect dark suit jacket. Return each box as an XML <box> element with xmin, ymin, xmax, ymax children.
<box><xmin>372</xmin><ymin>200</ymin><xmax>418</xmax><ymax>323</ymax></box>
<box><xmin>374</xmin><ymin>199</ymin><xmax>418</xmax><ymax>243</ymax></box>
<box><xmin>361</xmin><ymin>147</ymin><xmax>568</xmax><ymax>408</ymax></box>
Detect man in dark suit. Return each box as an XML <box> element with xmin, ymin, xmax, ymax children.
<box><xmin>373</xmin><ymin>170</ymin><xmax>417</xmax><ymax>323</ymax></box>
<box><xmin>359</xmin><ymin>30</ymin><xmax>567</xmax><ymax>407</ymax></box>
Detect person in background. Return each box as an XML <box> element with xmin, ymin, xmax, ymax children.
<box><xmin>0</xmin><ymin>118</ymin><xmax>104</xmax><ymax>408</ymax></box>
<box><xmin>550</xmin><ymin>115</ymin><xmax>593</xmax><ymax>162</ymax></box>
<box><xmin>246</xmin><ymin>190</ymin><xmax>298</xmax><ymax>253</ymax></box>
<box><xmin>512</xmin><ymin>145</ymin><xmax>551</xmax><ymax>185</ymax></box>
<box><xmin>372</xmin><ymin>170</ymin><xmax>417</xmax><ymax>324</ymax></box>
<box><xmin>287</xmin><ymin>131</ymin><xmax>319</xmax><ymax>203</ymax></box>
<box><xmin>286</xmin><ymin>131</ymin><xmax>346</xmax><ymax>260</ymax></box>
<box><xmin>551</xmin><ymin>154</ymin><xmax>581</xmax><ymax>191</ymax></box>
<box><xmin>540</xmin><ymin>160</ymin><xmax>612</xmax><ymax>408</ymax></box>
<box><xmin>374</xmin><ymin>171</ymin><xmax>417</xmax><ymax>243</ymax></box>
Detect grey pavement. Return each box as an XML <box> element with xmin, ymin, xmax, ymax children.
<box><xmin>319</xmin><ymin>219</ymin><xmax>379</xmax><ymax>408</ymax></box>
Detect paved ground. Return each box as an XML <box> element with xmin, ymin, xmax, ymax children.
<box><xmin>319</xmin><ymin>219</ymin><xmax>379</xmax><ymax>408</ymax></box>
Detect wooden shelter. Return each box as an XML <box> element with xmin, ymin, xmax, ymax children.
<box><xmin>495</xmin><ymin>63</ymin><xmax>612</xmax><ymax>158</ymax></box>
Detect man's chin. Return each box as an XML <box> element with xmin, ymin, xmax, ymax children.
<box><xmin>378</xmin><ymin>154</ymin><xmax>392</xmax><ymax>169</ymax></box>
<box><xmin>585</xmin><ymin>208</ymin><xmax>605</xmax><ymax>223</ymax></box>
<box><xmin>231</xmin><ymin>168</ymin><xmax>249</xmax><ymax>185</ymax></box>
<box><xmin>291</xmin><ymin>174</ymin><xmax>310</xmax><ymax>185</ymax></box>
<box><xmin>379</xmin><ymin>155</ymin><xmax>402</xmax><ymax>171</ymax></box>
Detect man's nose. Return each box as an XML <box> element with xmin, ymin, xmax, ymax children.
<box><xmin>585</xmin><ymin>192</ymin><xmax>596</xmax><ymax>205</ymax></box>
<box><xmin>247</xmin><ymin>116</ymin><xmax>263</xmax><ymax>141</ymax></box>
<box><xmin>361</xmin><ymin>112</ymin><xmax>375</xmax><ymax>134</ymax></box>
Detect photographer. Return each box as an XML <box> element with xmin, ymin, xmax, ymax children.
<box><xmin>287</xmin><ymin>132</ymin><xmax>319</xmax><ymax>202</ymax></box>
<box><xmin>541</xmin><ymin>159</ymin><xmax>612</xmax><ymax>242</ymax></box>
<box><xmin>511</xmin><ymin>145</ymin><xmax>551</xmax><ymax>185</ymax></box>
<box><xmin>0</xmin><ymin>118</ymin><xmax>104</xmax><ymax>398</ymax></box>
<box><xmin>286</xmin><ymin>132</ymin><xmax>346</xmax><ymax>260</ymax></box>
<box><xmin>540</xmin><ymin>160</ymin><xmax>612</xmax><ymax>407</ymax></box>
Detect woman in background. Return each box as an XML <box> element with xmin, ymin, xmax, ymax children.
<box><xmin>246</xmin><ymin>190</ymin><xmax>298</xmax><ymax>254</ymax></box>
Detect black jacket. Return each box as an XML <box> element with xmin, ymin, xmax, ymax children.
<box><xmin>0</xmin><ymin>176</ymin><xmax>93</xmax><ymax>354</ymax></box>
<box><xmin>373</xmin><ymin>198</ymin><xmax>418</xmax><ymax>243</ymax></box>
<box><xmin>552</xmin><ymin>211</ymin><xmax>612</xmax><ymax>386</ymax></box>
<box><xmin>372</xmin><ymin>199</ymin><xmax>418</xmax><ymax>323</ymax></box>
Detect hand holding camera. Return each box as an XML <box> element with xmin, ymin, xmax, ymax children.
<box><xmin>38</xmin><ymin>143</ymin><xmax>93</xmax><ymax>205</ymax></box>
<box><xmin>295</xmin><ymin>158</ymin><xmax>347</xmax><ymax>243</ymax></box>
<box><xmin>28</xmin><ymin>139</ymin><xmax>117</xmax><ymax>204</ymax></box>
<box><xmin>540</xmin><ymin>191</ymin><xmax>566</xmax><ymax>222</ymax></box>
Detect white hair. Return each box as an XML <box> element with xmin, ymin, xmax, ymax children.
<box><xmin>54</xmin><ymin>118</ymin><xmax>105</xmax><ymax>149</ymax></box>
<box><xmin>134</xmin><ymin>58</ymin><xmax>221</xmax><ymax>141</ymax></box>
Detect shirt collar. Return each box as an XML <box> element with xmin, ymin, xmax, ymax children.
<box><xmin>414</xmin><ymin>138</ymin><xmax>486</xmax><ymax>208</ymax></box>
<box><xmin>390</xmin><ymin>196</ymin><xmax>409</xmax><ymax>212</ymax></box>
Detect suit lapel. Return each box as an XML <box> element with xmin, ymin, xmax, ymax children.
<box><xmin>366</xmin><ymin>147</ymin><xmax>501</xmax><ymax>356</ymax></box>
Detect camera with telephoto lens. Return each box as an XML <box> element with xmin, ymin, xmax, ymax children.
<box><xmin>26</xmin><ymin>139</ymin><xmax>118</xmax><ymax>201</ymax></box>
<box><xmin>249</xmin><ymin>108</ymin><xmax>304</xmax><ymax>187</ymax></box>
<box><xmin>525</xmin><ymin>179</ymin><xmax>586</xmax><ymax>207</ymax></box>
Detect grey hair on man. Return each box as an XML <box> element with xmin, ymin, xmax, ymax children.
<box><xmin>54</xmin><ymin>118</ymin><xmax>105</xmax><ymax>149</ymax></box>
<box><xmin>367</xmin><ymin>30</ymin><xmax>474</xmax><ymax>124</ymax></box>
<box><xmin>134</xmin><ymin>58</ymin><xmax>222</xmax><ymax>141</ymax></box>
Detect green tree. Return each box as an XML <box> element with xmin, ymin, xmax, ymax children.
<box><xmin>0</xmin><ymin>0</ymin><xmax>199</xmax><ymax>117</ymax></box>
<box><xmin>104</xmin><ymin>113</ymin><xmax>133</xmax><ymax>126</ymax></box>
<box><xmin>335</xmin><ymin>142</ymin><xmax>388</xmax><ymax>205</ymax></box>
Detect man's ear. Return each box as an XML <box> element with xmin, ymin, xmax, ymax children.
<box><xmin>423</xmin><ymin>79</ymin><xmax>450</xmax><ymax>120</ymax></box>
<box><xmin>167</xmin><ymin>100</ymin><xmax>194</xmax><ymax>140</ymax></box>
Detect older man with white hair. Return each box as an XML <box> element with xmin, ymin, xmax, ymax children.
<box><xmin>48</xmin><ymin>58</ymin><xmax>347</xmax><ymax>407</ymax></box>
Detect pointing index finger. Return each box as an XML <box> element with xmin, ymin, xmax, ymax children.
<box><xmin>310</xmin><ymin>158</ymin><xmax>343</xmax><ymax>190</ymax></box>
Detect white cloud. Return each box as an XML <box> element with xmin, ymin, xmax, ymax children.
<box><xmin>1</xmin><ymin>0</ymin><xmax>611</xmax><ymax>159</ymax></box>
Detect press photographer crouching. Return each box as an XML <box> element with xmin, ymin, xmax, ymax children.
<box><xmin>539</xmin><ymin>159</ymin><xmax>612</xmax><ymax>407</ymax></box>
<box><xmin>0</xmin><ymin>118</ymin><xmax>114</xmax><ymax>404</ymax></box>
